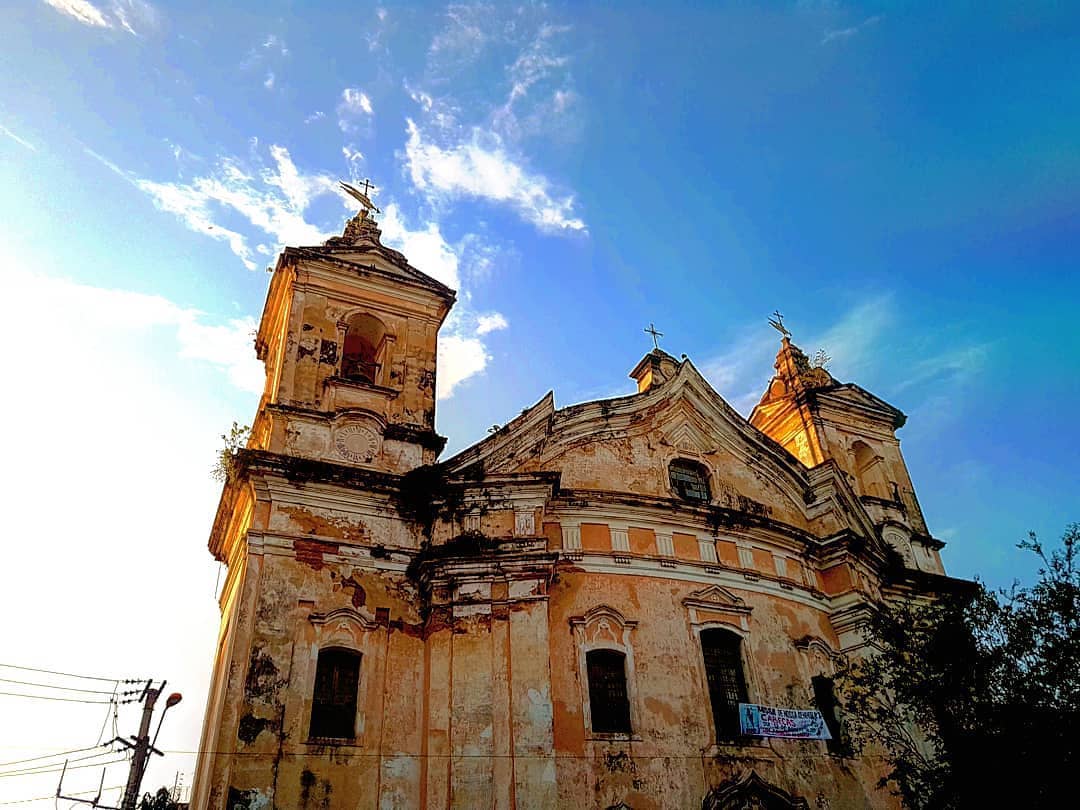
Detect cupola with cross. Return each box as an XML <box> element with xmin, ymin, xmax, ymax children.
<box><xmin>249</xmin><ymin>180</ymin><xmax>456</xmax><ymax>473</ymax></box>
<box><xmin>629</xmin><ymin>323</ymin><xmax>681</xmax><ymax>392</ymax></box>
<box><xmin>749</xmin><ymin>312</ymin><xmax>929</xmax><ymax>536</ymax></box>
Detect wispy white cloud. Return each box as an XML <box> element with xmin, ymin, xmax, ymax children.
<box><xmin>403</xmin><ymin>118</ymin><xmax>585</xmax><ymax>232</ymax></box>
<box><xmin>1</xmin><ymin>264</ymin><xmax>247</xmax><ymax>798</ymax></box>
<box><xmin>262</xmin><ymin>33</ymin><xmax>288</xmax><ymax>56</ymax></box>
<box><xmin>491</xmin><ymin>22</ymin><xmax>576</xmax><ymax>142</ymax></box>
<box><xmin>701</xmin><ymin>328</ymin><xmax>781</xmax><ymax>415</ymax></box>
<box><xmin>378</xmin><ymin>203</ymin><xmax>508</xmax><ymax>399</ymax></box>
<box><xmin>342</xmin><ymin>145</ymin><xmax>364</xmax><ymax>180</ymax></box>
<box><xmin>83</xmin><ymin>144</ymin><xmax>130</xmax><ymax>177</ymax></box>
<box><xmin>365</xmin><ymin>6</ymin><xmax>391</xmax><ymax>53</ymax></box>
<box><xmin>436</xmin><ymin>307</ymin><xmax>510</xmax><ymax>401</ymax></box>
<box><xmin>701</xmin><ymin>295</ymin><xmax>895</xmax><ymax>414</ymax></box>
<box><xmin>438</xmin><ymin>330</ymin><xmax>491</xmax><ymax>400</ymax></box>
<box><xmin>110</xmin><ymin>0</ymin><xmax>159</xmax><ymax>36</ymax></box>
<box><xmin>402</xmin><ymin>5</ymin><xmax>585</xmax><ymax>232</ymax></box>
<box><xmin>42</xmin><ymin>0</ymin><xmax>110</xmax><ymax>28</ymax></box>
<box><xmin>476</xmin><ymin>312</ymin><xmax>508</xmax><ymax>335</ymax></box>
<box><xmin>13</xmin><ymin>270</ymin><xmax>262</xmax><ymax>393</ymax></box>
<box><xmin>42</xmin><ymin>0</ymin><xmax>158</xmax><ymax>35</ymax></box>
<box><xmin>380</xmin><ymin>202</ymin><xmax>461</xmax><ymax>290</ymax></box>
<box><xmin>304</xmin><ymin>110</ymin><xmax>326</xmax><ymax>124</ymax></box>
<box><xmin>137</xmin><ymin>173</ymin><xmax>257</xmax><ymax>267</ymax></box>
<box><xmin>0</xmin><ymin>123</ymin><xmax>37</xmax><ymax>152</ymax></box>
<box><xmin>822</xmin><ymin>14</ymin><xmax>882</xmax><ymax>45</ymax></box>
<box><xmin>242</xmin><ymin>30</ymin><xmax>288</xmax><ymax>77</ymax></box>
<box><xmin>338</xmin><ymin>88</ymin><xmax>374</xmax><ymax>132</ymax></box>
<box><xmin>807</xmin><ymin>294</ymin><xmax>895</xmax><ymax>380</ymax></box>
<box><xmin>893</xmin><ymin>344</ymin><xmax>990</xmax><ymax>394</ymax></box>
<box><xmin>700</xmin><ymin>293</ymin><xmax>992</xmax><ymax>441</ymax></box>
<box><xmin>130</xmin><ymin>144</ymin><xmax>340</xmax><ymax>269</ymax></box>
<box><xmin>87</xmin><ymin>136</ymin><xmax>505</xmax><ymax>401</ymax></box>
<box><xmin>428</xmin><ymin>3</ymin><xmax>490</xmax><ymax>64</ymax></box>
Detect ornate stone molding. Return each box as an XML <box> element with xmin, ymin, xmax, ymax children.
<box><xmin>683</xmin><ymin>585</ymin><xmax>753</xmax><ymax>632</ymax></box>
<box><xmin>309</xmin><ymin>606</ymin><xmax>379</xmax><ymax>646</ymax></box>
<box><xmin>702</xmin><ymin>770</ymin><xmax>809</xmax><ymax>810</ymax></box>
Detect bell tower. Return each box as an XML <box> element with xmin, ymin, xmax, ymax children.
<box><xmin>251</xmin><ymin>183</ymin><xmax>455</xmax><ymax>473</ymax></box>
<box><xmin>750</xmin><ymin>333</ymin><xmax>931</xmax><ymax>538</ymax></box>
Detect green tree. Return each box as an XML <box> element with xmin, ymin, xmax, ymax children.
<box><xmin>139</xmin><ymin>787</ymin><xmax>179</xmax><ymax>810</ymax></box>
<box><xmin>839</xmin><ymin>524</ymin><xmax>1080</xmax><ymax>808</ymax></box>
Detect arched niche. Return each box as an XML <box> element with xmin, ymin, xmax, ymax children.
<box><xmin>851</xmin><ymin>440</ymin><xmax>888</xmax><ymax>498</ymax></box>
<box><xmin>341</xmin><ymin>312</ymin><xmax>391</xmax><ymax>385</ymax></box>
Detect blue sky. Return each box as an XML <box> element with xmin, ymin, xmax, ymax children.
<box><xmin>1</xmin><ymin>1</ymin><xmax>1078</xmax><ymax>803</ymax></box>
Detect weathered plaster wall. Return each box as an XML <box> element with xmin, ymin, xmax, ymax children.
<box><xmin>194</xmin><ymin>229</ymin><xmax>951</xmax><ymax>810</ymax></box>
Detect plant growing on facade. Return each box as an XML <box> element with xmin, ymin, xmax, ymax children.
<box><xmin>211</xmin><ymin>422</ymin><xmax>251</xmax><ymax>483</ymax></box>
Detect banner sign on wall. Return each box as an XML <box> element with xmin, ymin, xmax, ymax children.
<box><xmin>738</xmin><ymin>703</ymin><xmax>832</xmax><ymax>740</ymax></box>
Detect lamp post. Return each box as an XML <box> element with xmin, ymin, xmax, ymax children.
<box><xmin>120</xmin><ymin>683</ymin><xmax>182</xmax><ymax>810</ymax></box>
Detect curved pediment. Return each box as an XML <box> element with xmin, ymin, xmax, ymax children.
<box><xmin>443</xmin><ymin>358</ymin><xmax>886</xmax><ymax>532</ymax></box>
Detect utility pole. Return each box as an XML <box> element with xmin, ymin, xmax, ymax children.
<box><xmin>116</xmin><ymin>680</ymin><xmax>182</xmax><ymax>810</ymax></box>
<box><xmin>119</xmin><ymin>681</ymin><xmax>161</xmax><ymax>810</ymax></box>
<box><xmin>56</xmin><ymin>679</ymin><xmax>182</xmax><ymax>810</ymax></box>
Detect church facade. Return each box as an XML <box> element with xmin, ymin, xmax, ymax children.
<box><xmin>190</xmin><ymin>199</ymin><xmax>965</xmax><ymax>809</ymax></box>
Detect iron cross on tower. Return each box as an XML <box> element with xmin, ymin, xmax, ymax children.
<box><xmin>768</xmin><ymin>310</ymin><xmax>791</xmax><ymax>338</ymax></box>
<box><xmin>644</xmin><ymin>323</ymin><xmax>664</xmax><ymax>350</ymax></box>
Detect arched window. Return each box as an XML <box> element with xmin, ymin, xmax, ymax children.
<box><xmin>852</xmin><ymin>440</ymin><xmax>887</xmax><ymax>498</ymax></box>
<box><xmin>586</xmin><ymin>649</ymin><xmax>632</xmax><ymax>734</ymax></box>
<box><xmin>309</xmin><ymin>647</ymin><xmax>361</xmax><ymax>739</ymax></box>
<box><xmin>342</xmin><ymin>313</ymin><xmax>387</xmax><ymax>385</ymax></box>
<box><xmin>669</xmin><ymin>459</ymin><xmax>711</xmax><ymax>503</ymax></box>
<box><xmin>812</xmin><ymin>675</ymin><xmax>847</xmax><ymax>755</ymax></box>
<box><xmin>700</xmin><ymin>628</ymin><xmax>748</xmax><ymax>739</ymax></box>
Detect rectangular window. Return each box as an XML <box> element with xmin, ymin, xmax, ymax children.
<box><xmin>812</xmin><ymin>675</ymin><xmax>847</xmax><ymax>755</ymax></box>
<box><xmin>309</xmin><ymin>648</ymin><xmax>361</xmax><ymax>740</ymax></box>
<box><xmin>701</xmin><ymin>629</ymin><xmax>749</xmax><ymax>739</ymax></box>
<box><xmin>586</xmin><ymin>649</ymin><xmax>632</xmax><ymax>734</ymax></box>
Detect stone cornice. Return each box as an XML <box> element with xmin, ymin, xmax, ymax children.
<box><xmin>285</xmin><ymin>245</ymin><xmax>457</xmax><ymax>302</ymax></box>
<box><xmin>560</xmin><ymin>554</ymin><xmax>828</xmax><ymax>612</ymax></box>
<box><xmin>551</xmin><ymin>487</ymin><xmax>819</xmax><ymax>548</ymax></box>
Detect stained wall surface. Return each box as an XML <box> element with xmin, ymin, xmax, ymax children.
<box><xmin>191</xmin><ymin>214</ymin><xmax>960</xmax><ymax>810</ymax></box>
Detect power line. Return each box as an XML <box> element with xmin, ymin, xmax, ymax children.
<box><xmin>0</xmin><ymin>664</ymin><xmax>141</xmax><ymax>685</ymax></box>
<box><xmin>94</xmin><ymin>689</ymin><xmax>119</xmax><ymax>748</ymax></box>
<box><xmin>0</xmin><ymin>748</ymin><xmax>120</xmax><ymax>778</ymax></box>
<box><xmin>0</xmin><ymin>784</ymin><xmax>123</xmax><ymax>806</ymax></box>
<box><xmin>0</xmin><ymin>747</ymin><xmax>109</xmax><ymax>771</ymax></box>
<box><xmin>0</xmin><ymin>678</ymin><xmax>118</xmax><ymax>697</ymax></box>
<box><xmin>0</xmin><ymin>756</ymin><xmax>127</xmax><ymax>780</ymax></box>
<box><xmin>150</xmin><ymin>747</ymin><xmax>894</xmax><ymax>761</ymax></box>
<box><xmin>0</xmin><ymin>692</ymin><xmax>126</xmax><ymax>706</ymax></box>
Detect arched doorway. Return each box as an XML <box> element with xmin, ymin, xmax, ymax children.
<box><xmin>702</xmin><ymin>771</ymin><xmax>809</xmax><ymax>810</ymax></box>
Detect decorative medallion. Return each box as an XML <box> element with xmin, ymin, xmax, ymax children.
<box><xmin>334</xmin><ymin>424</ymin><xmax>380</xmax><ymax>464</ymax></box>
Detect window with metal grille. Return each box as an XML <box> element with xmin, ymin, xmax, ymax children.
<box><xmin>812</xmin><ymin>675</ymin><xmax>847</xmax><ymax>755</ymax></box>
<box><xmin>701</xmin><ymin>629</ymin><xmax>748</xmax><ymax>739</ymax></box>
<box><xmin>669</xmin><ymin>459</ymin><xmax>711</xmax><ymax>502</ymax></box>
<box><xmin>309</xmin><ymin>648</ymin><xmax>361</xmax><ymax>739</ymax></box>
<box><xmin>586</xmin><ymin>649</ymin><xmax>632</xmax><ymax>734</ymax></box>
